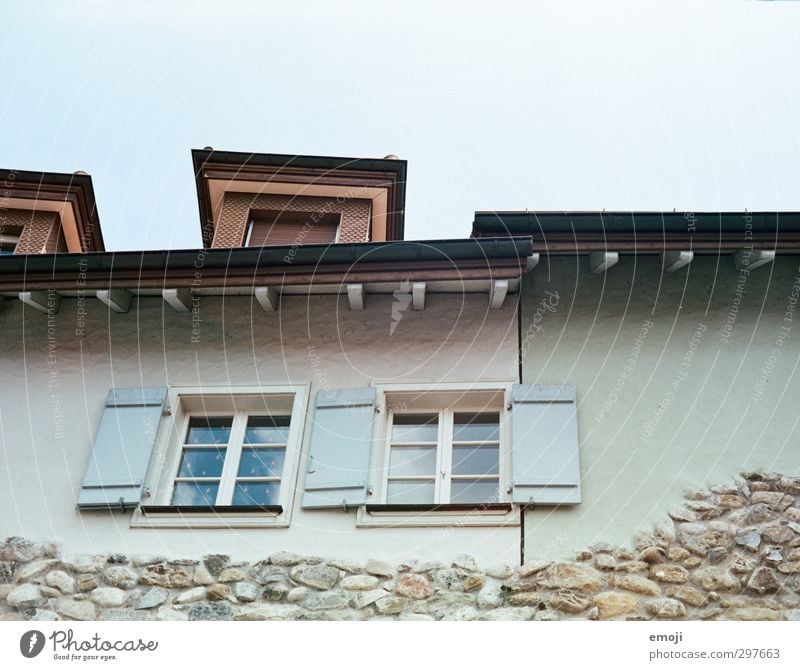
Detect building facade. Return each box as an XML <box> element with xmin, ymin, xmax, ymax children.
<box><xmin>1</xmin><ymin>155</ymin><xmax>799</xmax><ymax>621</ymax></box>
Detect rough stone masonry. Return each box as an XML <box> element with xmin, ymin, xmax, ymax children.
<box><xmin>2</xmin><ymin>472</ymin><xmax>800</xmax><ymax>621</ymax></box>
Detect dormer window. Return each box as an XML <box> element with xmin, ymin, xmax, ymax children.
<box><xmin>193</xmin><ymin>149</ymin><xmax>407</xmax><ymax>249</ymax></box>
<box><xmin>0</xmin><ymin>226</ymin><xmax>22</xmax><ymax>254</ymax></box>
<box><xmin>244</xmin><ymin>210</ymin><xmax>340</xmax><ymax>247</ymax></box>
<box><xmin>0</xmin><ymin>169</ymin><xmax>104</xmax><ymax>254</ymax></box>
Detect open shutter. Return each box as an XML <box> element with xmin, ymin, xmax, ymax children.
<box><xmin>77</xmin><ymin>387</ymin><xmax>167</xmax><ymax>510</ymax></box>
<box><xmin>302</xmin><ymin>387</ymin><xmax>376</xmax><ymax>509</ymax></box>
<box><xmin>511</xmin><ymin>384</ymin><xmax>581</xmax><ymax>505</ymax></box>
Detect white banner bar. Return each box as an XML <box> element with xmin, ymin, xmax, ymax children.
<box><xmin>1</xmin><ymin>621</ymin><xmax>799</xmax><ymax>669</ymax></box>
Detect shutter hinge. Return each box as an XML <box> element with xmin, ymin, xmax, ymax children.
<box><xmin>506</xmin><ymin>483</ymin><xmax>513</xmax><ymax>494</ymax></box>
<box><xmin>342</xmin><ymin>499</ymin><xmax>348</xmax><ymax>513</ymax></box>
<box><xmin>374</xmin><ymin>405</ymin><xmax>381</xmax><ymax>414</ymax></box>
<box><xmin>163</xmin><ymin>403</ymin><xmax>172</xmax><ymax>416</ymax></box>
<box><xmin>117</xmin><ymin>497</ymin><xmax>125</xmax><ymax>512</ymax></box>
<box><xmin>507</xmin><ymin>402</ymin><xmax>512</xmax><ymax>411</ymax></box>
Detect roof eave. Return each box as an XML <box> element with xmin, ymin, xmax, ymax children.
<box><xmin>0</xmin><ymin>238</ymin><xmax>532</xmax><ymax>292</ymax></box>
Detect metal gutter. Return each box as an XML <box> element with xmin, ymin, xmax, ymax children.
<box><xmin>0</xmin><ymin>238</ymin><xmax>533</xmax><ymax>291</ymax></box>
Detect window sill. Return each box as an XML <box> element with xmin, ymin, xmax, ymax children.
<box><xmin>356</xmin><ymin>502</ymin><xmax>519</xmax><ymax>528</ymax></box>
<box><xmin>131</xmin><ymin>504</ymin><xmax>289</xmax><ymax>528</ymax></box>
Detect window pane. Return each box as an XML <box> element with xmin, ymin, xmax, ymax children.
<box><xmin>450</xmin><ymin>479</ymin><xmax>500</xmax><ymax>504</ymax></box>
<box><xmin>453</xmin><ymin>413</ymin><xmax>500</xmax><ymax>442</ymax></box>
<box><xmin>386</xmin><ymin>480</ymin><xmax>435</xmax><ymax>505</ymax></box>
<box><xmin>171</xmin><ymin>481</ymin><xmax>219</xmax><ymax>506</ymax></box>
<box><xmin>389</xmin><ymin>446</ymin><xmax>437</xmax><ymax>477</ymax></box>
<box><xmin>232</xmin><ymin>482</ymin><xmax>281</xmax><ymax>506</ymax></box>
<box><xmin>452</xmin><ymin>446</ymin><xmax>499</xmax><ymax>476</ymax></box>
<box><xmin>391</xmin><ymin>414</ymin><xmax>438</xmax><ymax>443</ymax></box>
<box><xmin>244</xmin><ymin>416</ymin><xmax>291</xmax><ymax>444</ymax></box>
<box><xmin>237</xmin><ymin>447</ymin><xmax>285</xmax><ymax>477</ymax></box>
<box><xmin>185</xmin><ymin>417</ymin><xmax>232</xmax><ymax>445</ymax></box>
<box><xmin>177</xmin><ymin>448</ymin><xmax>226</xmax><ymax>478</ymax></box>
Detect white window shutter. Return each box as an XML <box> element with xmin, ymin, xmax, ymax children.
<box><xmin>77</xmin><ymin>387</ymin><xmax>167</xmax><ymax>510</ymax></box>
<box><xmin>302</xmin><ymin>388</ymin><xmax>376</xmax><ymax>509</ymax></box>
<box><xmin>511</xmin><ymin>384</ymin><xmax>581</xmax><ymax>505</ymax></box>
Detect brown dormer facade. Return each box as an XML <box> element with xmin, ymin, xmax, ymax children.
<box><xmin>0</xmin><ymin>169</ymin><xmax>104</xmax><ymax>254</ymax></box>
<box><xmin>192</xmin><ymin>149</ymin><xmax>407</xmax><ymax>249</ymax></box>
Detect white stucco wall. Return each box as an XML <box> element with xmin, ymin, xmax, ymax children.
<box><xmin>521</xmin><ymin>254</ymin><xmax>800</xmax><ymax>560</ymax></box>
<box><xmin>0</xmin><ymin>291</ymin><xmax>520</xmax><ymax>565</ymax></box>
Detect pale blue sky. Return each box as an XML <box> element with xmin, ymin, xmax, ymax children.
<box><xmin>1</xmin><ymin>1</ymin><xmax>799</xmax><ymax>251</ymax></box>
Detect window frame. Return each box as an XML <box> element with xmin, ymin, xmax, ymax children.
<box><xmin>383</xmin><ymin>408</ymin><xmax>505</xmax><ymax>506</ymax></box>
<box><xmin>170</xmin><ymin>411</ymin><xmax>291</xmax><ymax>508</ymax></box>
<box><xmin>130</xmin><ymin>384</ymin><xmax>308</xmax><ymax>528</ymax></box>
<box><xmin>0</xmin><ymin>232</ymin><xmax>21</xmax><ymax>254</ymax></box>
<box><xmin>357</xmin><ymin>381</ymin><xmax>519</xmax><ymax>528</ymax></box>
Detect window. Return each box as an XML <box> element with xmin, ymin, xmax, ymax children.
<box><xmin>386</xmin><ymin>411</ymin><xmax>502</xmax><ymax>505</ymax></box>
<box><xmin>243</xmin><ymin>210</ymin><xmax>340</xmax><ymax>247</ymax></box>
<box><xmin>352</xmin><ymin>383</ymin><xmax>518</xmax><ymax>527</ymax></box>
<box><xmin>299</xmin><ymin>382</ymin><xmax>580</xmax><ymax>526</ymax></box>
<box><xmin>131</xmin><ymin>385</ymin><xmax>308</xmax><ymax>528</ymax></box>
<box><xmin>171</xmin><ymin>414</ymin><xmax>291</xmax><ymax>507</ymax></box>
<box><xmin>0</xmin><ymin>225</ymin><xmax>22</xmax><ymax>254</ymax></box>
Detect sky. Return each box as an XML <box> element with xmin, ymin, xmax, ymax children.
<box><xmin>1</xmin><ymin>1</ymin><xmax>799</xmax><ymax>251</ymax></box>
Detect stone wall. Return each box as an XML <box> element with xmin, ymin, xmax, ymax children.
<box><xmin>2</xmin><ymin>472</ymin><xmax>800</xmax><ymax>621</ymax></box>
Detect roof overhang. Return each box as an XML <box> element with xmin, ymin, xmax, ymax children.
<box><xmin>0</xmin><ymin>169</ymin><xmax>104</xmax><ymax>252</ymax></box>
<box><xmin>192</xmin><ymin>149</ymin><xmax>407</xmax><ymax>247</ymax></box>
<box><xmin>0</xmin><ymin>238</ymin><xmax>531</xmax><ymax>295</ymax></box>
<box><xmin>472</xmin><ymin>211</ymin><xmax>800</xmax><ymax>252</ymax></box>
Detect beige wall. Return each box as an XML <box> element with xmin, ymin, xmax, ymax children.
<box><xmin>0</xmin><ymin>292</ymin><xmax>520</xmax><ymax>565</ymax></box>
<box><xmin>521</xmin><ymin>254</ymin><xmax>800</xmax><ymax>560</ymax></box>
